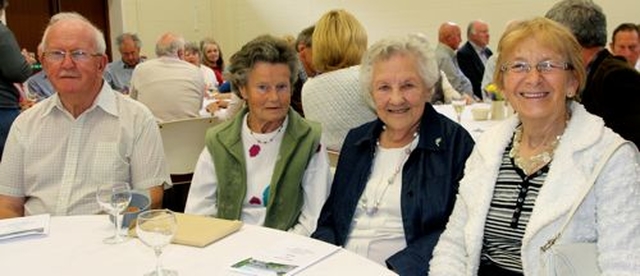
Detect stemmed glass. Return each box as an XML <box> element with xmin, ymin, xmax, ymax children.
<box><xmin>137</xmin><ymin>209</ymin><xmax>178</xmax><ymax>276</ymax></box>
<box><xmin>96</xmin><ymin>183</ymin><xmax>132</xmax><ymax>244</ymax></box>
<box><xmin>451</xmin><ymin>97</ymin><xmax>467</xmax><ymax>123</ymax></box>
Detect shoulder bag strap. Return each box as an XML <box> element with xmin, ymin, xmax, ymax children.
<box><xmin>541</xmin><ymin>139</ymin><xmax>629</xmax><ymax>252</ymax></box>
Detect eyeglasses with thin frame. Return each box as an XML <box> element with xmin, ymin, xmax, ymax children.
<box><xmin>500</xmin><ymin>60</ymin><xmax>574</xmax><ymax>74</ymax></box>
<box><xmin>42</xmin><ymin>50</ymin><xmax>103</xmax><ymax>63</ymax></box>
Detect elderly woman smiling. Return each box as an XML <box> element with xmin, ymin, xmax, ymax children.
<box><xmin>311</xmin><ymin>34</ymin><xmax>475</xmax><ymax>275</ymax></box>
<box><xmin>429</xmin><ymin>17</ymin><xmax>640</xmax><ymax>275</ymax></box>
<box><xmin>185</xmin><ymin>35</ymin><xmax>332</xmax><ymax>236</ymax></box>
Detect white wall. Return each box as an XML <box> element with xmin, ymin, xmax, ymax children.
<box><xmin>110</xmin><ymin>0</ymin><xmax>640</xmax><ymax>62</ymax></box>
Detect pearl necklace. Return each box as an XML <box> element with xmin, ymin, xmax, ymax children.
<box><xmin>361</xmin><ymin>132</ymin><xmax>418</xmax><ymax>216</ymax></box>
<box><xmin>509</xmin><ymin>114</ymin><xmax>569</xmax><ymax>175</ymax></box>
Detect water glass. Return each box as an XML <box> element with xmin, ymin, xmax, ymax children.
<box><xmin>96</xmin><ymin>183</ymin><xmax>132</xmax><ymax>244</ymax></box>
<box><xmin>137</xmin><ymin>209</ymin><xmax>178</xmax><ymax>276</ymax></box>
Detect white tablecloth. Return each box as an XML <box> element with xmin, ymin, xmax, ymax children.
<box><xmin>433</xmin><ymin>103</ymin><xmax>506</xmax><ymax>140</ymax></box>
<box><xmin>0</xmin><ymin>215</ymin><xmax>396</xmax><ymax>276</ymax></box>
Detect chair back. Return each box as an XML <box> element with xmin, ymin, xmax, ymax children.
<box><xmin>159</xmin><ymin>117</ymin><xmax>221</xmax><ymax>176</ymax></box>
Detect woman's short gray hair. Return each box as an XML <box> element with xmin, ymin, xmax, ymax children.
<box><xmin>360</xmin><ymin>33</ymin><xmax>439</xmax><ymax>107</ymax></box>
<box><xmin>227</xmin><ymin>35</ymin><xmax>298</xmax><ymax>98</ymax></box>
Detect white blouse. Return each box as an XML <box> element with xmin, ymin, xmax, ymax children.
<box><xmin>344</xmin><ymin>137</ymin><xmax>418</xmax><ymax>265</ymax></box>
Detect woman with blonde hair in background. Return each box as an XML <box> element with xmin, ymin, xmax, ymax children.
<box><xmin>301</xmin><ymin>9</ymin><xmax>376</xmax><ymax>151</ymax></box>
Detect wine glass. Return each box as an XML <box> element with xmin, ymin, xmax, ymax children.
<box><xmin>451</xmin><ymin>97</ymin><xmax>467</xmax><ymax>123</ymax></box>
<box><xmin>137</xmin><ymin>209</ymin><xmax>178</xmax><ymax>276</ymax></box>
<box><xmin>96</xmin><ymin>183</ymin><xmax>132</xmax><ymax>244</ymax></box>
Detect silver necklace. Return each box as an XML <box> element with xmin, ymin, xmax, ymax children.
<box><xmin>361</xmin><ymin>132</ymin><xmax>418</xmax><ymax>216</ymax></box>
<box><xmin>249</xmin><ymin>124</ymin><xmax>284</xmax><ymax>144</ymax></box>
<box><xmin>247</xmin><ymin>123</ymin><xmax>284</xmax><ymax>157</ymax></box>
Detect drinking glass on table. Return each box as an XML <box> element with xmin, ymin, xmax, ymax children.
<box><xmin>137</xmin><ymin>209</ymin><xmax>178</xmax><ymax>276</ymax></box>
<box><xmin>96</xmin><ymin>183</ymin><xmax>132</xmax><ymax>244</ymax></box>
<box><xmin>451</xmin><ymin>96</ymin><xmax>467</xmax><ymax>123</ymax></box>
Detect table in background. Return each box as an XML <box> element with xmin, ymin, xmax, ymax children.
<box><xmin>1</xmin><ymin>216</ymin><xmax>397</xmax><ymax>276</ymax></box>
<box><xmin>199</xmin><ymin>98</ymin><xmax>230</xmax><ymax>120</ymax></box>
<box><xmin>433</xmin><ymin>103</ymin><xmax>505</xmax><ymax>140</ymax></box>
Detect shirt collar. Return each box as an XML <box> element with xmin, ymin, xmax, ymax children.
<box><xmin>469</xmin><ymin>41</ymin><xmax>486</xmax><ymax>54</ymax></box>
<box><xmin>121</xmin><ymin>57</ymin><xmax>146</xmax><ymax>69</ymax></box>
<box><xmin>42</xmin><ymin>80</ymin><xmax>119</xmax><ymax>118</ymax></box>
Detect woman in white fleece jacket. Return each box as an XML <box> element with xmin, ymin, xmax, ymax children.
<box><xmin>429</xmin><ymin>17</ymin><xmax>640</xmax><ymax>276</ymax></box>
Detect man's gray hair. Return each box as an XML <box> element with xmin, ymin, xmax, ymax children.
<box><xmin>155</xmin><ymin>33</ymin><xmax>185</xmax><ymax>57</ymax></box>
<box><xmin>295</xmin><ymin>25</ymin><xmax>315</xmax><ymax>51</ymax></box>
<box><xmin>116</xmin><ymin>33</ymin><xmax>142</xmax><ymax>49</ymax></box>
<box><xmin>42</xmin><ymin>12</ymin><xmax>107</xmax><ymax>54</ymax></box>
<box><xmin>545</xmin><ymin>0</ymin><xmax>607</xmax><ymax>48</ymax></box>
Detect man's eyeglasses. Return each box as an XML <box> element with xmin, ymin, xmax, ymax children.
<box><xmin>500</xmin><ymin>60</ymin><xmax>574</xmax><ymax>74</ymax></box>
<box><xmin>43</xmin><ymin>50</ymin><xmax>103</xmax><ymax>63</ymax></box>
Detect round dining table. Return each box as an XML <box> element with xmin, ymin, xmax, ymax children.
<box><xmin>0</xmin><ymin>215</ymin><xmax>397</xmax><ymax>276</ymax></box>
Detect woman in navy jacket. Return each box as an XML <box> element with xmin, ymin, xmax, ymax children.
<box><xmin>312</xmin><ymin>34</ymin><xmax>474</xmax><ymax>275</ymax></box>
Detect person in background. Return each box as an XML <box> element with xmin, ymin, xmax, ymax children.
<box><xmin>0</xmin><ymin>12</ymin><xmax>169</xmax><ymax>218</ymax></box>
<box><xmin>481</xmin><ymin>20</ymin><xmax>522</xmax><ymax>101</ymax></box>
<box><xmin>312</xmin><ymin>34</ymin><xmax>474</xmax><ymax>275</ymax></box>
<box><xmin>104</xmin><ymin>33</ymin><xmax>145</xmax><ymax>94</ymax></box>
<box><xmin>0</xmin><ymin>0</ymin><xmax>32</xmax><ymax>160</ymax></box>
<box><xmin>457</xmin><ymin>20</ymin><xmax>492</xmax><ymax>100</ymax></box>
<box><xmin>23</xmin><ymin>43</ymin><xmax>54</xmax><ymax>103</ymax></box>
<box><xmin>129</xmin><ymin>32</ymin><xmax>205</xmax><ymax>122</ymax></box>
<box><xmin>429</xmin><ymin>17</ymin><xmax>640</xmax><ymax>275</ymax></box>
<box><xmin>184</xmin><ymin>41</ymin><xmax>219</xmax><ymax>92</ymax></box>
<box><xmin>200</xmin><ymin>37</ymin><xmax>225</xmax><ymax>85</ymax></box>
<box><xmin>435</xmin><ymin>22</ymin><xmax>474</xmax><ymax>99</ymax></box>
<box><xmin>185</xmin><ymin>41</ymin><xmax>243</xmax><ymax>120</ymax></box>
<box><xmin>290</xmin><ymin>25</ymin><xmax>315</xmax><ymax>117</ymax></box>
<box><xmin>185</xmin><ymin>35</ymin><xmax>332</xmax><ymax>236</ymax></box>
<box><xmin>609</xmin><ymin>23</ymin><xmax>640</xmax><ymax>68</ymax></box>
<box><xmin>295</xmin><ymin>25</ymin><xmax>316</xmax><ymax>81</ymax></box>
<box><xmin>302</xmin><ymin>9</ymin><xmax>376</xmax><ymax>151</ymax></box>
<box><xmin>546</xmin><ymin>0</ymin><xmax>640</xmax><ymax>146</ymax></box>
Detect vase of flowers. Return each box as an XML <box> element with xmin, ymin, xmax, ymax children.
<box><xmin>485</xmin><ymin>83</ymin><xmax>506</xmax><ymax>120</ymax></box>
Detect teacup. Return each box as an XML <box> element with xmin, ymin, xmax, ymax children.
<box><xmin>471</xmin><ymin>106</ymin><xmax>490</xmax><ymax>121</ymax></box>
<box><xmin>109</xmin><ymin>190</ymin><xmax>150</xmax><ymax>228</ymax></box>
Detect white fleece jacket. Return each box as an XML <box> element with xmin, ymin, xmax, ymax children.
<box><xmin>429</xmin><ymin>102</ymin><xmax>640</xmax><ymax>276</ymax></box>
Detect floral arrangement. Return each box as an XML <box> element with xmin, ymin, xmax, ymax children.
<box><xmin>485</xmin><ymin>83</ymin><xmax>504</xmax><ymax>101</ymax></box>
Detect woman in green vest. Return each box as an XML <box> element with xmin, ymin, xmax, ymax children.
<box><xmin>185</xmin><ymin>35</ymin><xmax>332</xmax><ymax>236</ymax></box>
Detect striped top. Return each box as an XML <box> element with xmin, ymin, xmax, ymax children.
<box><xmin>479</xmin><ymin>142</ymin><xmax>549</xmax><ymax>274</ymax></box>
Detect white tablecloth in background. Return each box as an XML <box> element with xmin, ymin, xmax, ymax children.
<box><xmin>433</xmin><ymin>104</ymin><xmax>505</xmax><ymax>140</ymax></box>
<box><xmin>1</xmin><ymin>215</ymin><xmax>397</xmax><ymax>276</ymax></box>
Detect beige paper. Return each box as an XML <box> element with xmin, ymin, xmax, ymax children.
<box><xmin>130</xmin><ymin>213</ymin><xmax>243</xmax><ymax>248</ymax></box>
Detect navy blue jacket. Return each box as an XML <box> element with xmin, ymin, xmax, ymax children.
<box><xmin>457</xmin><ymin>41</ymin><xmax>492</xmax><ymax>100</ymax></box>
<box><xmin>312</xmin><ymin>104</ymin><xmax>475</xmax><ymax>275</ymax></box>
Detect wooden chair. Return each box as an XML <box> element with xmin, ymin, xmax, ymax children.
<box><xmin>159</xmin><ymin>116</ymin><xmax>221</xmax><ymax>212</ymax></box>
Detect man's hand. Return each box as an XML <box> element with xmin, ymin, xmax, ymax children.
<box><xmin>0</xmin><ymin>195</ymin><xmax>25</xmax><ymax>219</ymax></box>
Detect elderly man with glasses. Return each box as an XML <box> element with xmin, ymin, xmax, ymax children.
<box><xmin>0</xmin><ymin>12</ymin><xmax>170</xmax><ymax>218</ymax></box>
